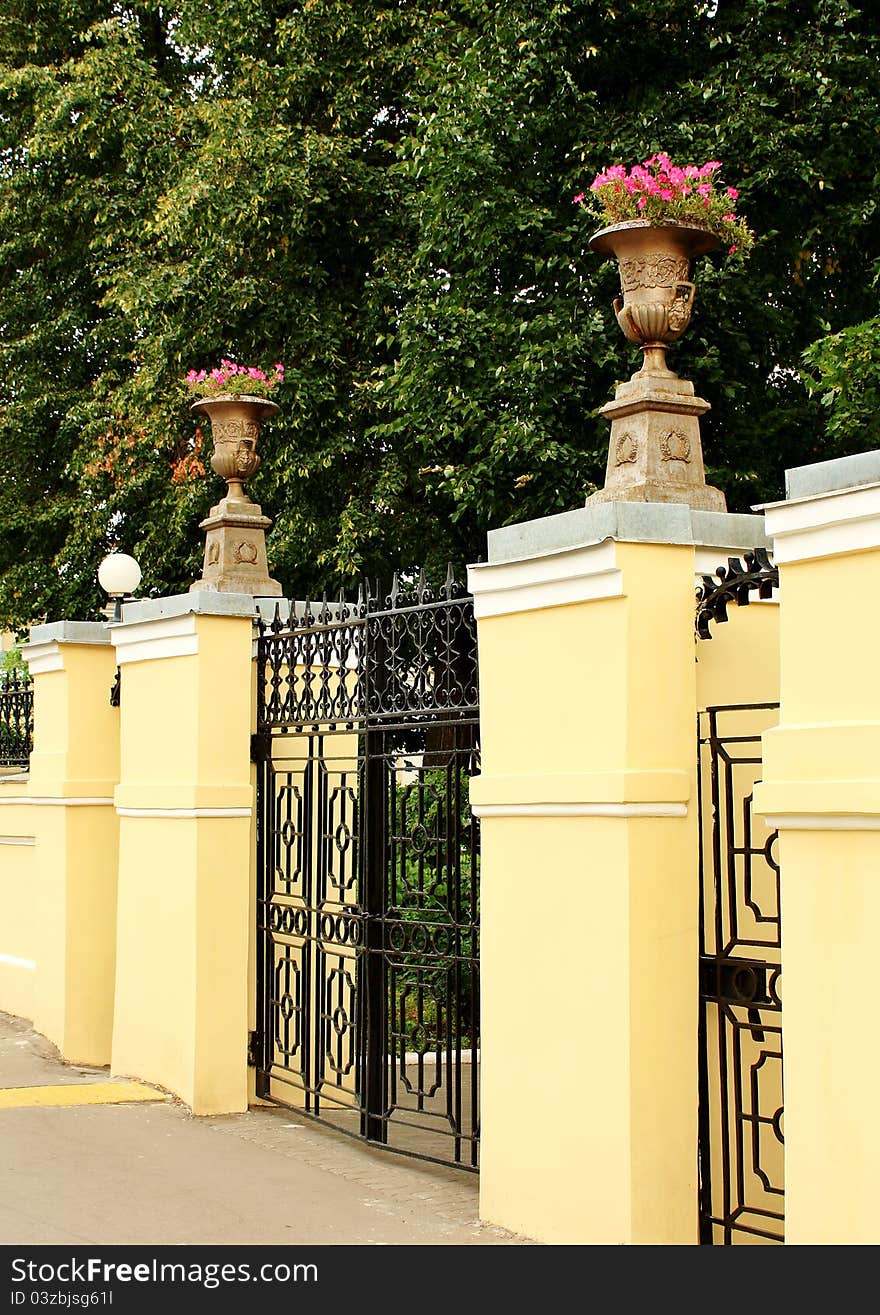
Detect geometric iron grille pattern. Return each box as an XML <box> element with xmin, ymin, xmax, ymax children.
<box><xmin>253</xmin><ymin>568</ymin><xmax>480</xmax><ymax>1171</ymax></box>
<box><xmin>0</xmin><ymin>669</ymin><xmax>33</xmax><ymax>770</ymax></box>
<box><xmin>698</xmin><ymin>703</ymin><xmax>783</xmax><ymax>1245</ymax></box>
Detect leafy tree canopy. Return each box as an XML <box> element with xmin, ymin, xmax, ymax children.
<box><xmin>1</xmin><ymin>0</ymin><xmax>878</xmax><ymax>628</ymax></box>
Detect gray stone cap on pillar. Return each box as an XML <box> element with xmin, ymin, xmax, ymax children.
<box><xmin>779</xmin><ymin>450</ymin><xmax>880</xmax><ymax>502</ymax></box>
<box><xmin>26</xmin><ymin>620</ymin><xmax>110</xmax><ymax>646</ymax></box>
<box><xmin>119</xmin><ymin>591</ymin><xmax>258</xmax><ymax>624</ymax></box>
<box><xmin>485</xmin><ymin>501</ymin><xmax>769</xmax><ymax>565</ymax></box>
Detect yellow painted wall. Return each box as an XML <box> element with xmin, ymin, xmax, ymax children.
<box><xmin>695</xmin><ymin>600</ymin><xmax>780</xmax><ymax>712</ymax></box>
<box><xmin>479</xmin><ymin>815</ymin><xmax>631</xmax><ymax>1243</ymax></box>
<box><xmin>475</xmin><ymin>539</ymin><xmax>700</xmax><ymax>1245</ymax></box>
<box><xmin>752</xmin><ymin>523</ymin><xmax>880</xmax><ymax>1244</ymax></box>
<box><xmin>777</xmin><ymin>555</ymin><xmax>880</xmax><ymax>722</ymax></box>
<box><xmin>0</xmin><ymin>791</ymin><xmax>36</xmax><ymax>1019</ymax></box>
<box><xmin>24</xmin><ymin>640</ymin><xmax>121</xmax><ymax>1065</ymax></box>
<box><xmin>29</xmin><ymin>647</ymin><xmax>120</xmax><ymax>797</ymax></box>
<box><xmin>112</xmin><ymin>610</ymin><xmax>253</xmax><ymax>1115</ymax></box>
<box><xmin>113</xmin><ymin>815</ymin><xmax>249</xmax><ymax>1113</ymax></box>
<box><xmin>777</xmin><ymin>829</ymin><xmax>880</xmax><ymax>1244</ymax></box>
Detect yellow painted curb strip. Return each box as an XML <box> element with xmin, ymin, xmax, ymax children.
<box><xmin>0</xmin><ymin>1082</ymin><xmax>166</xmax><ymax>1110</ymax></box>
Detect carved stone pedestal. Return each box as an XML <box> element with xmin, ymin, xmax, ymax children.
<box><xmin>587</xmin><ymin>359</ymin><xmax>726</xmax><ymax>512</ymax></box>
<box><xmin>190</xmin><ymin>494</ymin><xmax>282</xmax><ymax>597</ymax></box>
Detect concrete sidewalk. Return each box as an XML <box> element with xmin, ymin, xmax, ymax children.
<box><xmin>0</xmin><ymin>1013</ymin><xmax>530</xmax><ymax>1245</ymax></box>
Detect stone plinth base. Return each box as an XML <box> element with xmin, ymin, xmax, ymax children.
<box><xmin>584</xmin><ymin>479</ymin><xmax>726</xmax><ymax>512</ymax></box>
<box><xmin>588</xmin><ymin>363</ymin><xmax>726</xmax><ymax>513</ymax></box>
<box><xmin>191</xmin><ymin>494</ymin><xmax>282</xmax><ymax>597</ymax></box>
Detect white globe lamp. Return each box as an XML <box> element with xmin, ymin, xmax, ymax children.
<box><xmin>98</xmin><ymin>553</ymin><xmax>142</xmax><ymax>622</ymax></box>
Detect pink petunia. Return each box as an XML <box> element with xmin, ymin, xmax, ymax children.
<box><xmin>729</xmin><ymin>245</ymin><xmax>738</xmax><ymax>254</ymax></box>
<box><xmin>725</xmin><ymin>187</ymin><xmax>739</xmax><ymax>200</ymax></box>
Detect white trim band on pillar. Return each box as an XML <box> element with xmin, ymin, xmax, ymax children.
<box><xmin>0</xmin><ymin>952</ymin><xmax>36</xmax><ymax>970</ymax></box>
<box><xmin>116</xmin><ymin>807</ymin><xmax>253</xmax><ymax>819</ymax></box>
<box><xmin>472</xmin><ymin>801</ymin><xmax>688</xmax><ymax>818</ymax></box>
<box><xmin>111</xmin><ymin>614</ymin><xmax>200</xmax><ymax>665</ymax></box>
<box><xmin>759</xmin><ymin>481</ymin><xmax>880</xmax><ymax>564</ymax></box>
<box><xmin>22</xmin><ymin>621</ymin><xmax>111</xmax><ymax>674</ymax></box>
<box><xmin>467</xmin><ymin>540</ymin><xmax>624</xmax><ymax>618</ymax></box>
<box><xmin>0</xmin><ymin>797</ymin><xmax>114</xmax><ymax>807</ymax></box>
<box><xmin>20</xmin><ymin>642</ymin><xmax>64</xmax><ymax>675</ymax></box>
<box><xmin>764</xmin><ymin>814</ymin><xmax>880</xmax><ymax>832</ymax></box>
<box><xmin>0</xmin><ymin>835</ymin><xmax>35</xmax><ymax>845</ymax></box>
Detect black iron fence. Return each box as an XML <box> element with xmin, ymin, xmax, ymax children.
<box><xmin>253</xmin><ymin>569</ymin><xmax>481</xmax><ymax>1170</ymax></box>
<box><xmin>0</xmin><ymin>668</ymin><xmax>33</xmax><ymax>770</ymax></box>
<box><xmin>698</xmin><ymin>703</ymin><xmax>783</xmax><ymax>1245</ymax></box>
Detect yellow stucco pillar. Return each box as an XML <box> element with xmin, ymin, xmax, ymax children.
<box><xmin>469</xmin><ymin>502</ymin><xmax>770</xmax><ymax>1245</ymax></box>
<box><xmin>109</xmin><ymin>593</ymin><xmax>256</xmax><ymax>1115</ymax></box>
<box><xmin>18</xmin><ymin>621</ymin><xmax>120</xmax><ymax>1064</ymax></box>
<box><xmin>754</xmin><ymin>451</ymin><xmax>880</xmax><ymax>1245</ymax></box>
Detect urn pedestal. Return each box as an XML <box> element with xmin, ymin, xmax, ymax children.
<box><xmin>189</xmin><ymin>394</ymin><xmax>283</xmax><ymax>597</ymax></box>
<box><xmin>587</xmin><ymin>220</ymin><xmax>726</xmax><ymax>513</ymax></box>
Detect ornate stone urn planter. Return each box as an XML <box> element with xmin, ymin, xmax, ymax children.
<box><xmin>589</xmin><ymin>219</ymin><xmax>720</xmax><ymax>366</ymax></box>
<box><xmin>586</xmin><ymin>219</ymin><xmax>726</xmax><ymax>512</ymax></box>
<box><xmin>189</xmin><ymin>393</ymin><xmax>282</xmax><ymax>596</ymax></box>
<box><xmin>191</xmin><ymin>393</ymin><xmax>278</xmax><ymax>500</ymax></box>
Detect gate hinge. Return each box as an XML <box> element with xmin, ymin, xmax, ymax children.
<box><xmin>247</xmin><ymin>1030</ymin><xmax>259</xmax><ymax>1068</ymax></box>
<box><xmin>250</xmin><ymin>732</ymin><xmax>270</xmax><ymax>762</ymax></box>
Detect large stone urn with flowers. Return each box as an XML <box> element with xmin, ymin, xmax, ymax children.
<box><xmin>187</xmin><ymin>362</ymin><xmax>284</xmax><ymax>596</ymax></box>
<box><xmin>579</xmin><ymin>155</ymin><xmax>753</xmax><ymax>511</ymax></box>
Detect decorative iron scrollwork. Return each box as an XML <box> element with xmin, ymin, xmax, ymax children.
<box><xmin>695</xmin><ymin>548</ymin><xmax>778</xmax><ymax>639</ymax></box>
<box><xmin>0</xmin><ymin>669</ymin><xmax>34</xmax><ymax>768</ymax></box>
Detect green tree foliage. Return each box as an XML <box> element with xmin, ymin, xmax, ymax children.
<box><xmin>1</xmin><ymin>0</ymin><xmax>878</xmax><ymax>628</ymax></box>
<box><xmin>802</xmin><ymin>305</ymin><xmax>880</xmax><ymax>450</ymax></box>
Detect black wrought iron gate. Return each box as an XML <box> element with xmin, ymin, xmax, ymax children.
<box><xmin>697</xmin><ymin>702</ymin><xmax>783</xmax><ymax>1244</ymax></box>
<box><xmin>253</xmin><ymin>570</ymin><xmax>480</xmax><ymax>1169</ymax></box>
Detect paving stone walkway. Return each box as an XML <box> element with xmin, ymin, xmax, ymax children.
<box><xmin>0</xmin><ymin>1012</ymin><xmax>530</xmax><ymax>1246</ymax></box>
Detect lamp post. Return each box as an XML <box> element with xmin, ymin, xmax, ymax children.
<box><xmin>97</xmin><ymin>553</ymin><xmax>142</xmax><ymax>623</ymax></box>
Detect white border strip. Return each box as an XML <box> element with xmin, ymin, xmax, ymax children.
<box><xmin>765</xmin><ymin>814</ymin><xmax>880</xmax><ymax>832</ymax></box>
<box><xmin>763</xmin><ymin>483</ymin><xmax>880</xmax><ymax>564</ymax></box>
<box><xmin>0</xmin><ymin>952</ymin><xmax>35</xmax><ymax>971</ymax></box>
<box><xmin>116</xmin><ymin>807</ymin><xmax>252</xmax><ymax>819</ymax></box>
<box><xmin>112</xmin><ymin>614</ymin><xmax>199</xmax><ymax>665</ymax></box>
<box><xmin>0</xmin><ymin>836</ymin><xmax>35</xmax><ymax>846</ymax></box>
<box><xmin>472</xmin><ymin>802</ymin><xmax>687</xmax><ymax>818</ymax></box>
<box><xmin>21</xmin><ymin>641</ymin><xmax>64</xmax><ymax>675</ymax></box>
<box><xmin>468</xmin><ymin>541</ymin><xmax>623</xmax><ymax>618</ymax></box>
<box><xmin>0</xmin><ymin>797</ymin><xmax>113</xmax><ymax>807</ymax></box>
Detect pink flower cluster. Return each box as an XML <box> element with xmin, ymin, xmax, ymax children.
<box><xmin>575</xmin><ymin>152</ymin><xmax>753</xmax><ymax>258</ymax></box>
<box><xmin>185</xmin><ymin>360</ymin><xmax>284</xmax><ymax>388</ymax></box>
<box><xmin>578</xmin><ymin>154</ymin><xmax>734</xmax><ymax>207</ymax></box>
<box><xmin>183</xmin><ymin>359</ymin><xmax>285</xmax><ymax>400</ymax></box>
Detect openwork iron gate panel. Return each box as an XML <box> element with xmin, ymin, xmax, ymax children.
<box><xmin>0</xmin><ymin>670</ymin><xmax>33</xmax><ymax>770</ymax></box>
<box><xmin>698</xmin><ymin>703</ymin><xmax>783</xmax><ymax>1244</ymax></box>
<box><xmin>254</xmin><ymin>571</ymin><xmax>480</xmax><ymax>1170</ymax></box>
